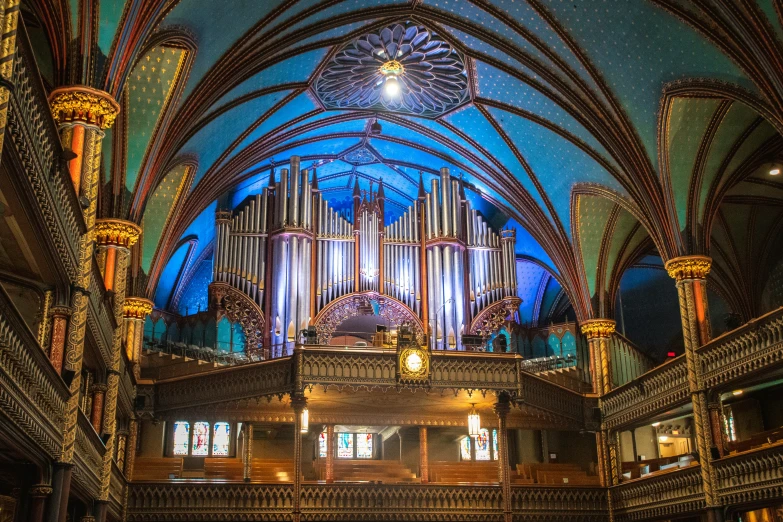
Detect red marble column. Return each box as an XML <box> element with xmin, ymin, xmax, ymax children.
<box><xmin>48</xmin><ymin>306</ymin><xmax>71</xmax><ymax>375</ymax></box>
<box><xmin>90</xmin><ymin>384</ymin><xmax>107</xmax><ymax>434</ymax></box>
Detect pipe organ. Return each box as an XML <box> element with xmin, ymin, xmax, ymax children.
<box><xmin>212</xmin><ymin>155</ymin><xmax>520</xmax><ymax>354</ymax></box>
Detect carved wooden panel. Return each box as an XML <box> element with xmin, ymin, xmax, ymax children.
<box><xmin>714</xmin><ymin>444</ymin><xmax>783</xmax><ymax>506</ymax></box>
<box><xmin>612</xmin><ymin>466</ymin><xmax>704</xmax><ymax>521</ymax></box>
<box><xmin>510</xmin><ymin>486</ymin><xmax>607</xmax><ymax>522</ymax></box>
<box><xmin>301</xmin><ymin>350</ymin><xmax>397</xmax><ymax>389</ymax></box>
<box><xmin>601</xmin><ymin>357</ymin><xmax>689</xmax><ymax>430</ymax></box>
<box><xmin>430</xmin><ymin>353</ymin><xmax>519</xmax><ymax>392</ymax></box>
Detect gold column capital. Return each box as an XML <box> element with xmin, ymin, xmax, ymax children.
<box><xmin>95</xmin><ymin>219</ymin><xmax>142</xmax><ymax>248</ymax></box>
<box><xmin>665</xmin><ymin>255</ymin><xmax>712</xmax><ymax>281</ymax></box>
<box><xmin>580</xmin><ymin>319</ymin><xmax>616</xmax><ymax>340</ymax></box>
<box><xmin>49</xmin><ymin>86</ymin><xmax>120</xmax><ymax>129</ymax></box>
<box><xmin>123</xmin><ymin>297</ymin><xmax>154</xmax><ymax>319</ymax></box>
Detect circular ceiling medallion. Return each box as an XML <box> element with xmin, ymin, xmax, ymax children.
<box><xmin>315</xmin><ymin>23</ymin><xmax>470</xmax><ymax>117</ymax></box>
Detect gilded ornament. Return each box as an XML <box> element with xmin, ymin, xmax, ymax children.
<box><xmin>123</xmin><ymin>297</ymin><xmax>154</xmax><ymax>319</ymax></box>
<box><xmin>664</xmin><ymin>255</ymin><xmax>712</xmax><ymax>281</ymax></box>
<box><xmin>398</xmin><ymin>346</ymin><xmax>429</xmax><ymax>379</ymax></box>
<box><xmin>94</xmin><ymin>219</ymin><xmax>142</xmax><ymax>248</ymax></box>
<box><xmin>48</xmin><ymin>86</ymin><xmax>120</xmax><ymax>129</ymax></box>
<box><xmin>580</xmin><ymin>319</ymin><xmax>616</xmax><ymax>340</ymax></box>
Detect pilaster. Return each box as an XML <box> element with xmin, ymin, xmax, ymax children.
<box><xmin>494</xmin><ymin>394</ymin><xmax>512</xmax><ymax>522</ymax></box>
<box><xmin>291</xmin><ymin>395</ymin><xmax>307</xmax><ymax>522</ymax></box>
<box><xmin>243</xmin><ymin>423</ymin><xmax>254</xmax><ymax>481</ymax></box>
<box><xmin>419</xmin><ymin>426</ymin><xmax>429</xmax><ymax>483</ymax></box>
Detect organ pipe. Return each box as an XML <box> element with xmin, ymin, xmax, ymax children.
<box><xmin>212</xmin><ymin>155</ymin><xmax>519</xmax><ymax>354</ymax></box>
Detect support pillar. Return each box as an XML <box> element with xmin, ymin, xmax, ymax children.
<box><xmin>27</xmin><ymin>485</ymin><xmax>51</xmax><ymax>522</ymax></box>
<box><xmin>94</xmin><ymin>221</ymin><xmax>140</xmax><ymax>517</ymax></box>
<box><xmin>0</xmin><ymin>0</ymin><xmax>21</xmax><ymax>157</ymax></box>
<box><xmin>48</xmin><ymin>306</ymin><xmax>71</xmax><ymax>375</ymax></box>
<box><xmin>47</xmin><ymin>86</ymin><xmax>118</xmax><ymax>522</ymax></box>
<box><xmin>115</xmin><ymin>430</ymin><xmax>127</xmax><ymax>470</ymax></box>
<box><xmin>124</xmin><ymin>418</ymin><xmax>138</xmax><ymax>480</ymax></box>
<box><xmin>45</xmin><ymin>463</ymin><xmax>72</xmax><ymax>522</ymax></box>
<box><xmin>419</xmin><ymin>426</ymin><xmax>429</xmax><ymax>483</ymax></box>
<box><xmin>708</xmin><ymin>398</ymin><xmax>726</xmax><ymax>459</ymax></box>
<box><xmin>243</xmin><ymin>423</ymin><xmax>254</xmax><ymax>481</ymax></box>
<box><xmin>291</xmin><ymin>395</ymin><xmax>307</xmax><ymax>522</ymax></box>
<box><xmin>89</xmin><ymin>383</ymin><xmax>107</xmax><ymax>434</ymax></box>
<box><xmin>495</xmin><ymin>394</ymin><xmax>512</xmax><ymax>522</ymax></box>
<box><xmin>325</xmin><ymin>425</ymin><xmax>334</xmax><ymax>483</ymax></box>
<box><xmin>580</xmin><ymin>319</ymin><xmax>615</xmax><ymax>395</ymax></box>
<box><xmin>665</xmin><ymin>255</ymin><xmax>720</xmax><ymax>518</ymax></box>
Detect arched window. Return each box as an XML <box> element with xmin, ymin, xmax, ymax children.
<box><xmin>212</xmin><ymin>422</ymin><xmax>230</xmax><ymax>456</ymax></box>
<box><xmin>460</xmin><ymin>437</ymin><xmax>471</xmax><ymax>461</ymax></box>
<box><xmin>173</xmin><ymin>421</ymin><xmax>190</xmax><ymax>455</ymax></box>
<box><xmin>191</xmin><ymin>422</ymin><xmax>210</xmax><ymax>455</ymax></box>
<box><xmin>356</xmin><ymin>433</ymin><xmax>373</xmax><ymax>459</ymax></box>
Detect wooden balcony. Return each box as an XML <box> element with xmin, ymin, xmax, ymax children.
<box><xmin>611</xmin><ymin>465</ymin><xmax>704</xmax><ymax>521</ymax></box>
<box><xmin>714</xmin><ymin>441</ymin><xmax>783</xmax><ymax>506</ymax></box>
<box><xmin>125</xmin><ymin>481</ymin><xmax>607</xmax><ymax>522</ymax></box>
<box><xmin>73</xmin><ymin>410</ymin><xmax>106</xmax><ymax>500</ymax></box>
<box><xmin>0</xmin><ymin>283</ymin><xmax>70</xmax><ymax>461</ymax></box>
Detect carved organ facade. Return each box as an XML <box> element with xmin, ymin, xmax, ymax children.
<box><xmin>212</xmin><ymin>155</ymin><xmax>521</xmax><ymax>354</ymax></box>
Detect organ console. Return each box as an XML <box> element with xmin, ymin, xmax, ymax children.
<box><xmin>212</xmin><ymin>155</ymin><xmax>520</xmax><ymax>355</ymax></box>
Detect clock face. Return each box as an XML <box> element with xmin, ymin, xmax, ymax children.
<box><xmin>405</xmin><ymin>351</ymin><xmax>423</xmax><ymax>372</ymax></box>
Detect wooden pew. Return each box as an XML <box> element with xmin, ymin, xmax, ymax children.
<box><xmin>429</xmin><ymin>461</ymin><xmax>499</xmax><ymax>484</ymax></box>
<box><xmin>315</xmin><ymin>459</ymin><xmax>418</xmax><ymax>483</ymax></box>
<box><xmin>133</xmin><ymin>458</ymin><xmax>183</xmax><ymax>480</ymax></box>
<box><xmin>726</xmin><ymin>427</ymin><xmax>783</xmax><ymax>454</ymax></box>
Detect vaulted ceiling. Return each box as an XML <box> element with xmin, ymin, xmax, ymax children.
<box><xmin>23</xmin><ymin>0</ymin><xmax>783</xmax><ymax>329</ymax></box>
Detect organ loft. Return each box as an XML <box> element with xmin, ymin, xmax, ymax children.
<box><xmin>1</xmin><ymin>4</ymin><xmax>783</xmax><ymax>522</ymax></box>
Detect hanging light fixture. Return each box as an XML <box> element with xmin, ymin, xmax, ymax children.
<box><xmin>467</xmin><ymin>404</ymin><xmax>480</xmax><ymax>438</ymax></box>
<box><xmin>380</xmin><ymin>59</ymin><xmax>403</xmax><ymax>98</ymax></box>
<box><xmin>300</xmin><ymin>407</ymin><xmax>309</xmax><ymax>433</ymax></box>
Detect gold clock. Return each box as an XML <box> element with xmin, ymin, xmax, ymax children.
<box><xmin>399</xmin><ymin>347</ymin><xmax>429</xmax><ymax>379</ymax></box>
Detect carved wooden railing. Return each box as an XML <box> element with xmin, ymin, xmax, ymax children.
<box><xmin>510</xmin><ymin>486</ymin><xmax>607</xmax><ymax>521</ymax></box>
<box><xmin>126</xmin><ymin>482</ymin><xmax>295</xmax><ymax>521</ymax></box>
<box><xmin>73</xmin><ymin>410</ymin><xmax>106</xmax><ymax>499</ymax></box>
<box><xmin>301</xmin><ymin>484</ymin><xmax>502</xmax><ymax>521</ymax></box>
<box><xmin>126</xmin><ymin>482</ymin><xmax>606</xmax><ymax>522</ymax></box>
<box><xmin>108</xmin><ymin>462</ymin><xmax>126</xmax><ymax>520</ymax></box>
<box><xmin>88</xmin><ymin>258</ymin><xmax>117</xmax><ymax>366</ymax></box>
<box><xmin>611</xmin><ymin>466</ymin><xmax>704</xmax><ymax>521</ymax></box>
<box><xmin>3</xmin><ymin>20</ymin><xmax>84</xmax><ymax>282</ymax></box>
<box><xmin>601</xmin><ymin>356</ymin><xmax>689</xmax><ymax>431</ymax></box>
<box><xmin>0</xmin><ymin>283</ymin><xmax>69</xmax><ymax>460</ymax></box>
<box><xmin>698</xmin><ymin>307</ymin><xmax>783</xmax><ymax>389</ymax></box>
<box><xmin>714</xmin><ymin>443</ymin><xmax>783</xmax><ymax>506</ymax></box>
<box><xmin>610</xmin><ymin>333</ymin><xmax>656</xmax><ymax>388</ymax></box>
<box><xmin>154</xmin><ymin>357</ymin><xmax>295</xmax><ymax>412</ymax></box>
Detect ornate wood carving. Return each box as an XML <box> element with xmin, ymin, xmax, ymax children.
<box><xmin>210</xmin><ymin>282</ymin><xmax>265</xmax><ymax>351</ymax></box>
<box><xmin>612</xmin><ymin>466</ymin><xmax>705</xmax><ymax>521</ymax></box>
<box><xmin>468</xmin><ymin>297</ymin><xmax>522</xmax><ymax>337</ymax></box>
<box><xmin>714</xmin><ymin>444</ymin><xmax>783</xmax><ymax>506</ymax></box>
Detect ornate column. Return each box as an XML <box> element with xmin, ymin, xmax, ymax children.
<box><xmin>123</xmin><ymin>297</ymin><xmax>153</xmax><ymax>378</ymax></box>
<box><xmin>37</xmin><ymin>290</ymin><xmax>53</xmax><ymax>349</ymax></box>
<box><xmin>325</xmin><ymin>425</ymin><xmax>334</xmax><ymax>483</ymax></box>
<box><xmin>665</xmin><ymin>255</ymin><xmax>721</xmax><ymax>520</ymax></box>
<box><xmin>495</xmin><ymin>394</ymin><xmax>512</xmax><ymax>522</ymax></box>
<box><xmin>580</xmin><ymin>319</ymin><xmax>615</xmax><ymax>395</ymax></box>
<box><xmin>48</xmin><ymin>306</ymin><xmax>72</xmax><ymax>375</ymax></box>
<box><xmin>0</xmin><ymin>0</ymin><xmax>21</xmax><ymax>158</ymax></box>
<box><xmin>243</xmin><ymin>423</ymin><xmax>254</xmax><ymax>481</ymax></box>
<box><xmin>419</xmin><ymin>426</ymin><xmax>429</xmax><ymax>484</ymax></box>
<box><xmin>291</xmin><ymin>395</ymin><xmax>307</xmax><ymax>522</ymax></box>
<box><xmin>115</xmin><ymin>430</ymin><xmax>127</xmax><ymax>470</ymax></box>
<box><xmin>93</xmin><ymin>221</ymin><xmax>139</xmax><ymax>522</ymax></box>
<box><xmin>89</xmin><ymin>383</ymin><xmax>107</xmax><ymax>434</ymax></box>
<box><xmin>708</xmin><ymin>397</ymin><xmax>727</xmax><ymax>458</ymax></box>
<box><xmin>27</xmin><ymin>485</ymin><xmax>52</xmax><ymax>522</ymax></box>
<box><xmin>124</xmin><ymin>417</ymin><xmax>138</xmax><ymax>480</ymax></box>
<box><xmin>47</xmin><ymin>86</ymin><xmax>119</xmax><ymax>522</ymax></box>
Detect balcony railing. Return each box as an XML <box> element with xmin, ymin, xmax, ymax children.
<box><xmin>88</xmin><ymin>258</ymin><xmax>118</xmax><ymax>366</ymax></box>
<box><xmin>109</xmin><ymin>461</ymin><xmax>126</xmax><ymax>520</ymax></box>
<box><xmin>611</xmin><ymin>465</ymin><xmax>704</xmax><ymax>521</ymax></box>
<box><xmin>600</xmin><ymin>356</ymin><xmax>689</xmax><ymax>431</ymax></box>
<box><xmin>3</xmin><ymin>20</ymin><xmax>85</xmax><ymax>282</ymax></box>
<box><xmin>126</xmin><ymin>482</ymin><xmax>605</xmax><ymax>522</ymax></box>
<box><xmin>714</xmin><ymin>442</ymin><xmax>783</xmax><ymax>506</ymax></box>
<box><xmin>610</xmin><ymin>333</ymin><xmax>656</xmax><ymax>388</ymax></box>
<box><xmin>698</xmin><ymin>306</ymin><xmax>783</xmax><ymax>389</ymax></box>
<box><xmin>73</xmin><ymin>410</ymin><xmax>106</xmax><ymax>499</ymax></box>
<box><xmin>0</xmin><ymin>283</ymin><xmax>69</xmax><ymax>460</ymax></box>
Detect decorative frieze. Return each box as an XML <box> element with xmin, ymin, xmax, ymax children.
<box><xmin>612</xmin><ymin>466</ymin><xmax>704</xmax><ymax>521</ymax></box>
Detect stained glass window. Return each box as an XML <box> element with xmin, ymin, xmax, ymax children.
<box><xmin>356</xmin><ymin>433</ymin><xmax>373</xmax><ymax>459</ymax></box>
<box><xmin>337</xmin><ymin>433</ymin><xmax>353</xmax><ymax>458</ymax></box>
<box><xmin>212</xmin><ymin>422</ymin><xmax>230</xmax><ymax>456</ymax></box>
<box><xmin>724</xmin><ymin>408</ymin><xmax>737</xmax><ymax>442</ymax></box>
<box><xmin>192</xmin><ymin>421</ymin><xmax>210</xmax><ymax>456</ymax></box>
<box><xmin>475</xmin><ymin>429</ymin><xmax>490</xmax><ymax>460</ymax></box>
<box><xmin>173</xmin><ymin>421</ymin><xmax>190</xmax><ymax>456</ymax></box>
<box><xmin>492</xmin><ymin>429</ymin><xmax>498</xmax><ymax>460</ymax></box>
<box><xmin>460</xmin><ymin>437</ymin><xmax>471</xmax><ymax>461</ymax></box>
<box><xmin>319</xmin><ymin>430</ymin><xmax>328</xmax><ymax>458</ymax></box>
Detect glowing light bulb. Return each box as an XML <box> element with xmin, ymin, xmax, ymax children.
<box><xmin>385</xmin><ymin>76</ymin><xmax>400</xmax><ymax>97</ymax></box>
<box><xmin>770</xmin><ymin>168</ymin><xmax>780</xmax><ymax>176</ymax></box>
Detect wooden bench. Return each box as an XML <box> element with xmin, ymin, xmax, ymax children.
<box><xmin>515</xmin><ymin>463</ymin><xmax>599</xmax><ymax>485</ymax></box>
<box><xmin>133</xmin><ymin>458</ymin><xmax>183</xmax><ymax>480</ymax></box>
<box><xmin>727</xmin><ymin>427</ymin><xmax>783</xmax><ymax>454</ymax></box>
<box><xmin>315</xmin><ymin>459</ymin><xmax>417</xmax><ymax>483</ymax></box>
<box><xmin>429</xmin><ymin>461</ymin><xmax>499</xmax><ymax>484</ymax></box>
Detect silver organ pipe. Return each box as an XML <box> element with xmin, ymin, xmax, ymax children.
<box><xmin>212</xmin><ymin>155</ymin><xmax>519</xmax><ymax>355</ymax></box>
